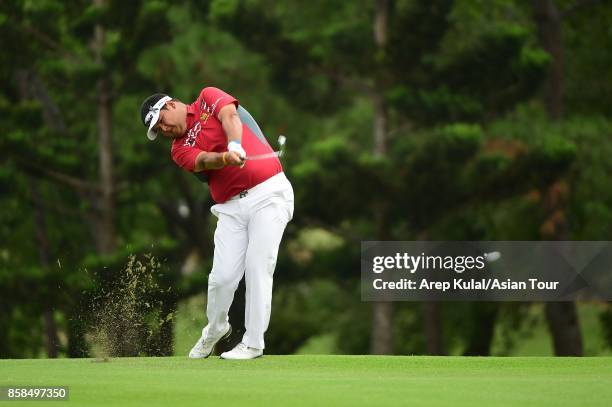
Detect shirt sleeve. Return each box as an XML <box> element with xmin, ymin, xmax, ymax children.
<box><xmin>171</xmin><ymin>142</ymin><xmax>201</xmax><ymax>172</ymax></box>
<box><xmin>199</xmin><ymin>87</ymin><xmax>239</xmax><ymax>119</ymax></box>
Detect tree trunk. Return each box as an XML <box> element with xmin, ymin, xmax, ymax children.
<box><xmin>371</xmin><ymin>302</ymin><xmax>394</xmax><ymax>354</ymax></box>
<box><xmin>369</xmin><ymin>0</ymin><xmax>395</xmax><ymax>355</ymax></box>
<box><xmin>372</xmin><ymin>0</ymin><xmax>389</xmax><ymax>157</ymax></box>
<box><xmin>540</xmin><ymin>180</ymin><xmax>583</xmax><ymax>356</ymax></box>
<box><xmin>532</xmin><ymin>0</ymin><xmax>564</xmax><ymax>119</ymax></box>
<box><xmin>15</xmin><ymin>70</ymin><xmax>62</xmax><ymax>358</ymax></box>
<box><xmin>92</xmin><ymin>0</ymin><xmax>116</xmax><ymax>255</ymax></box>
<box><xmin>372</xmin><ymin>93</ymin><xmax>388</xmax><ymax>156</ymax></box>
<box><xmin>67</xmin><ymin>313</ymin><xmax>88</xmax><ymax>357</ymax></box>
<box><xmin>545</xmin><ymin>302</ymin><xmax>583</xmax><ymax>356</ymax></box>
<box><xmin>533</xmin><ymin>1</ymin><xmax>583</xmax><ymax>356</ymax></box>
<box><xmin>370</xmin><ymin>95</ymin><xmax>393</xmax><ymax>353</ymax></box>
<box><xmin>423</xmin><ymin>302</ymin><xmax>445</xmax><ymax>355</ymax></box>
<box><xmin>31</xmin><ymin>183</ymin><xmax>61</xmax><ymax>358</ymax></box>
<box><xmin>463</xmin><ymin>303</ymin><xmax>498</xmax><ymax>356</ymax></box>
<box><xmin>417</xmin><ymin>228</ymin><xmax>445</xmax><ymax>355</ymax></box>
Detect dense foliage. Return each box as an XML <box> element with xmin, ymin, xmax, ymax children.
<box><xmin>1</xmin><ymin>0</ymin><xmax>611</xmax><ymax>357</ymax></box>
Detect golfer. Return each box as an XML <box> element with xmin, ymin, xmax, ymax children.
<box><xmin>140</xmin><ymin>87</ymin><xmax>294</xmax><ymax>359</ymax></box>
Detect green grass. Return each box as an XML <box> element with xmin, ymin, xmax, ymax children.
<box><xmin>1</xmin><ymin>356</ymin><xmax>611</xmax><ymax>406</ymax></box>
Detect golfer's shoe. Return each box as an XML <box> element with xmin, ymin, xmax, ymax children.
<box><xmin>188</xmin><ymin>323</ymin><xmax>232</xmax><ymax>359</ymax></box>
<box><xmin>220</xmin><ymin>342</ymin><xmax>263</xmax><ymax>360</ymax></box>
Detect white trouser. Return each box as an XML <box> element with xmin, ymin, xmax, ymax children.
<box><xmin>205</xmin><ymin>172</ymin><xmax>294</xmax><ymax>350</ymax></box>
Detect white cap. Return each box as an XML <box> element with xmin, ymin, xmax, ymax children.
<box><xmin>144</xmin><ymin>95</ymin><xmax>172</xmax><ymax>140</ymax></box>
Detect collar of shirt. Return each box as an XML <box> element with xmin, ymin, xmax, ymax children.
<box><xmin>184</xmin><ymin>102</ymin><xmax>199</xmax><ymax>133</ymax></box>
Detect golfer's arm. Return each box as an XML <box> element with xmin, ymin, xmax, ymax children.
<box><xmin>218</xmin><ymin>103</ymin><xmax>242</xmax><ymax>143</ymax></box>
<box><xmin>194</xmin><ymin>151</ymin><xmax>225</xmax><ymax>171</ymax></box>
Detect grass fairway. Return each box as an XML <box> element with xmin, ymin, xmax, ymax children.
<box><xmin>1</xmin><ymin>356</ymin><xmax>611</xmax><ymax>406</ymax></box>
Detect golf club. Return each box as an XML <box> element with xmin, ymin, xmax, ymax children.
<box><xmin>246</xmin><ymin>135</ymin><xmax>286</xmax><ymax>160</ymax></box>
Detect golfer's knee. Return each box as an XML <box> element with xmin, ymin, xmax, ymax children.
<box><xmin>208</xmin><ymin>271</ymin><xmax>240</xmax><ymax>288</ymax></box>
<box><xmin>246</xmin><ymin>252</ymin><xmax>277</xmax><ymax>272</ymax></box>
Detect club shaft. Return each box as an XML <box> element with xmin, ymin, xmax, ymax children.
<box><xmin>246</xmin><ymin>151</ymin><xmax>282</xmax><ymax>160</ymax></box>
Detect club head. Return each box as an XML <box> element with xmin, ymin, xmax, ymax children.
<box><xmin>277</xmin><ymin>135</ymin><xmax>286</xmax><ymax>157</ymax></box>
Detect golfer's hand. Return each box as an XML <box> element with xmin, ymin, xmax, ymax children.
<box><xmin>225</xmin><ymin>151</ymin><xmax>245</xmax><ymax>167</ymax></box>
<box><xmin>228</xmin><ymin>141</ymin><xmax>246</xmax><ymax>159</ymax></box>
<box><xmin>228</xmin><ymin>141</ymin><xmax>246</xmax><ymax>168</ymax></box>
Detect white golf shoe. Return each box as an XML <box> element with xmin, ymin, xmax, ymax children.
<box><xmin>220</xmin><ymin>342</ymin><xmax>263</xmax><ymax>360</ymax></box>
<box><xmin>188</xmin><ymin>323</ymin><xmax>232</xmax><ymax>359</ymax></box>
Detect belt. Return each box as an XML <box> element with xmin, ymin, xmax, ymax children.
<box><xmin>228</xmin><ymin>172</ymin><xmax>286</xmax><ymax>201</ymax></box>
<box><xmin>229</xmin><ymin>189</ymin><xmax>249</xmax><ymax>201</ymax></box>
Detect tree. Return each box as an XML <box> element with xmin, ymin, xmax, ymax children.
<box><xmin>0</xmin><ymin>0</ymin><xmax>182</xmax><ymax>357</ymax></box>
<box><xmin>211</xmin><ymin>0</ymin><xmax>550</xmax><ymax>355</ymax></box>
<box><xmin>530</xmin><ymin>0</ymin><xmax>609</xmax><ymax>356</ymax></box>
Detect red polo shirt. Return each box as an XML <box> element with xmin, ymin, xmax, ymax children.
<box><xmin>171</xmin><ymin>87</ymin><xmax>282</xmax><ymax>203</ymax></box>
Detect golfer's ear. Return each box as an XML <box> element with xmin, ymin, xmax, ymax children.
<box><xmin>165</xmin><ymin>100</ymin><xmax>175</xmax><ymax>110</ymax></box>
